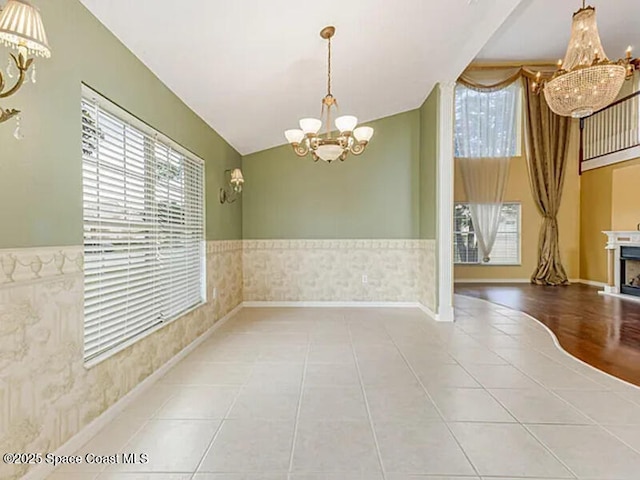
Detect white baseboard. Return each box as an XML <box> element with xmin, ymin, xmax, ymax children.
<box><xmin>454</xmin><ymin>278</ymin><xmax>531</xmax><ymax>284</ymax></box>
<box><xmin>455</xmin><ymin>278</ymin><xmax>607</xmax><ymax>288</ymax></box>
<box><xmin>600</xmin><ymin>291</ymin><xmax>640</xmax><ymax>304</ymax></box>
<box><xmin>242</xmin><ymin>300</ymin><xmax>417</xmax><ymax>308</ymax></box>
<box><xmin>576</xmin><ymin>278</ymin><xmax>608</xmax><ymax>288</ymax></box>
<box><xmin>21</xmin><ymin>303</ymin><xmax>243</xmax><ymax>480</ymax></box>
<box><xmin>416</xmin><ymin>302</ymin><xmax>439</xmax><ymax>321</ymax></box>
<box><xmin>242</xmin><ymin>300</ymin><xmax>440</xmax><ymax>322</ymax></box>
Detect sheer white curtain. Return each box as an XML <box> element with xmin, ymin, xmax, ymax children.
<box><xmin>455</xmin><ymin>80</ymin><xmax>520</xmax><ymax>262</ymax></box>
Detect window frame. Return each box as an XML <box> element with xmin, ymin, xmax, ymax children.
<box><xmin>81</xmin><ymin>83</ymin><xmax>206</xmax><ymax>368</ymax></box>
<box><xmin>453</xmin><ymin>202</ymin><xmax>522</xmax><ymax>266</ymax></box>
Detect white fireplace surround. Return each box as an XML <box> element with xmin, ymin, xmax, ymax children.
<box><xmin>602</xmin><ymin>231</ymin><xmax>640</xmax><ymax>300</ymax></box>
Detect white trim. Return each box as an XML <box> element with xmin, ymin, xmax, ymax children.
<box><xmin>455</xmin><ymin>278</ymin><xmax>531</xmax><ymax>284</ymax></box>
<box><xmin>581</xmin><ymin>145</ymin><xmax>640</xmax><ymax>172</ymax></box>
<box><xmin>242</xmin><ymin>300</ymin><xmax>418</xmax><ymax>308</ymax></box>
<box><xmin>577</xmin><ymin>278</ymin><xmax>608</xmax><ymax>288</ymax></box>
<box><xmin>20</xmin><ymin>303</ymin><xmax>243</xmax><ymax>480</ymax></box>
<box><xmin>437</xmin><ymin>81</ymin><xmax>456</xmax><ymax>323</ymax></box>
<box><xmin>415</xmin><ymin>302</ymin><xmax>439</xmax><ymax>322</ymax></box>
<box><xmin>242</xmin><ymin>301</ymin><xmax>439</xmax><ymax>321</ymax></box>
<box><xmin>599</xmin><ymin>291</ymin><xmax>640</xmax><ymax>304</ymax></box>
<box><xmin>454</xmin><ymin>278</ymin><xmax>603</xmax><ymax>286</ymax></box>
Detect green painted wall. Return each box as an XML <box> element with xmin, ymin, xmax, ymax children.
<box><xmin>242</xmin><ymin>110</ymin><xmax>422</xmax><ymax>239</ymax></box>
<box><xmin>0</xmin><ymin>0</ymin><xmax>241</xmax><ymax>248</ymax></box>
<box><xmin>419</xmin><ymin>87</ymin><xmax>439</xmax><ymax>239</ymax></box>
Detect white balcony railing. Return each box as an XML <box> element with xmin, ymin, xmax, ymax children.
<box><xmin>581</xmin><ymin>90</ymin><xmax>640</xmax><ymax>172</ymax></box>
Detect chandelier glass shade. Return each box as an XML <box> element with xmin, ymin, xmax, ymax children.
<box><xmin>538</xmin><ymin>4</ymin><xmax>633</xmax><ymax>118</ymax></box>
<box><xmin>284</xmin><ymin>26</ymin><xmax>374</xmax><ymax>163</ymax></box>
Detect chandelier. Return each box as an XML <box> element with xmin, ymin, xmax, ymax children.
<box><xmin>533</xmin><ymin>1</ymin><xmax>634</xmax><ymax>118</ymax></box>
<box><xmin>284</xmin><ymin>26</ymin><xmax>374</xmax><ymax>163</ymax></box>
<box><xmin>0</xmin><ymin>0</ymin><xmax>51</xmax><ymax>131</ymax></box>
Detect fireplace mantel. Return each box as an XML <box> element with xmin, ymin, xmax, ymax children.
<box><xmin>602</xmin><ymin>231</ymin><xmax>640</xmax><ymax>300</ymax></box>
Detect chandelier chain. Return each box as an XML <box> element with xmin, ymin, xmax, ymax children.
<box><xmin>327</xmin><ymin>36</ymin><xmax>332</xmax><ymax>96</ymax></box>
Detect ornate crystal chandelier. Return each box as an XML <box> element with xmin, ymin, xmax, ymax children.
<box><xmin>284</xmin><ymin>26</ymin><xmax>374</xmax><ymax>163</ymax></box>
<box><xmin>533</xmin><ymin>1</ymin><xmax>634</xmax><ymax>118</ymax></box>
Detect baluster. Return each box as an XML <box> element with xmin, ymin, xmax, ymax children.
<box><xmin>622</xmin><ymin>100</ymin><xmax>630</xmax><ymax>148</ymax></box>
<box><xmin>586</xmin><ymin>118</ymin><xmax>592</xmax><ymax>159</ymax></box>
<box><xmin>616</xmin><ymin>104</ymin><xmax>621</xmax><ymax>152</ymax></box>
<box><xmin>592</xmin><ymin>117</ymin><xmax>596</xmax><ymax>158</ymax></box>
<box><xmin>608</xmin><ymin>108</ymin><xmax>613</xmax><ymax>155</ymax></box>
<box><xmin>636</xmin><ymin>95</ymin><xmax>640</xmax><ymax>146</ymax></box>
<box><xmin>628</xmin><ymin>99</ymin><xmax>632</xmax><ymax>149</ymax></box>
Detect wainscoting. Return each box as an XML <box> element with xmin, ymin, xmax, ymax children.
<box><xmin>242</xmin><ymin>239</ymin><xmax>436</xmax><ymax>311</ymax></box>
<box><xmin>0</xmin><ymin>241</ymin><xmax>243</xmax><ymax>480</ymax></box>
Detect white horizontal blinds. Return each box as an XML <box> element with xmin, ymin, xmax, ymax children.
<box><xmin>82</xmin><ymin>94</ymin><xmax>204</xmax><ymax>363</ymax></box>
<box><xmin>490</xmin><ymin>203</ymin><xmax>520</xmax><ymax>265</ymax></box>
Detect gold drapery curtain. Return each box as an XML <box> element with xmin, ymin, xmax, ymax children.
<box><xmin>523</xmin><ymin>76</ymin><xmax>571</xmax><ymax>286</ymax></box>
<box><xmin>457</xmin><ymin>64</ymin><xmax>572</xmax><ymax>285</ymax></box>
<box><xmin>458</xmin><ymin>65</ymin><xmax>557</xmax><ymax>92</ymax></box>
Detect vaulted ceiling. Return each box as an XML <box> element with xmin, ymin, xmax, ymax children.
<box><xmin>478</xmin><ymin>0</ymin><xmax>640</xmax><ymax>62</ymax></box>
<box><xmin>80</xmin><ymin>0</ymin><xmax>523</xmax><ymax>154</ymax></box>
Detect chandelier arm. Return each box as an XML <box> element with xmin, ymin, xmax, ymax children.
<box><xmin>349</xmin><ymin>142</ymin><xmax>368</xmax><ymax>156</ymax></box>
<box><xmin>0</xmin><ymin>106</ymin><xmax>20</xmax><ymax>123</ymax></box>
<box><xmin>292</xmin><ymin>142</ymin><xmax>310</xmax><ymax>157</ymax></box>
<box><xmin>0</xmin><ymin>53</ymin><xmax>31</xmax><ymax>99</ymax></box>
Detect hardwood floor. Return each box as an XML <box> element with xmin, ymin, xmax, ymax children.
<box><xmin>455</xmin><ymin>283</ymin><xmax>640</xmax><ymax>386</ymax></box>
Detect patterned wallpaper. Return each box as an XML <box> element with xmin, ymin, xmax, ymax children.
<box><xmin>0</xmin><ymin>241</ymin><xmax>243</xmax><ymax>480</ymax></box>
<box><xmin>243</xmin><ymin>239</ymin><xmax>436</xmax><ymax>310</ymax></box>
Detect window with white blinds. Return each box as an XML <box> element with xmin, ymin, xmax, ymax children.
<box><xmin>454</xmin><ymin>202</ymin><xmax>521</xmax><ymax>265</ymax></box>
<box><xmin>81</xmin><ymin>86</ymin><xmax>205</xmax><ymax>364</ymax></box>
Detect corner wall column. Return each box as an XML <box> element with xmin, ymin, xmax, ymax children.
<box><xmin>436</xmin><ymin>81</ymin><xmax>456</xmax><ymax>322</ymax></box>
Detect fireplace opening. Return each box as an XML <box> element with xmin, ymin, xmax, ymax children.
<box><xmin>620</xmin><ymin>246</ymin><xmax>640</xmax><ymax>297</ymax></box>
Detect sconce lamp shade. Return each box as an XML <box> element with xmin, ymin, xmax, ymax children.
<box><xmin>285</xmin><ymin>129</ymin><xmax>305</xmax><ymax>144</ymax></box>
<box><xmin>353</xmin><ymin>126</ymin><xmax>374</xmax><ymax>143</ymax></box>
<box><xmin>230</xmin><ymin>168</ymin><xmax>244</xmax><ymax>185</ymax></box>
<box><xmin>0</xmin><ymin>0</ymin><xmax>51</xmax><ymax>57</ymax></box>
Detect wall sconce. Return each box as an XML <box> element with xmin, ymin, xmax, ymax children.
<box><xmin>0</xmin><ymin>0</ymin><xmax>51</xmax><ymax>133</ymax></box>
<box><xmin>219</xmin><ymin>168</ymin><xmax>244</xmax><ymax>204</ymax></box>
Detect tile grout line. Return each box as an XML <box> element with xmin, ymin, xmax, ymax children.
<box><xmin>599</xmin><ymin>423</ymin><xmax>640</xmax><ymax>456</ymax></box>
<box><xmin>348</xmin><ymin>313</ymin><xmax>389</xmax><ymax>480</ymax></box>
<box><xmin>286</xmin><ymin>324</ymin><xmax>311</xmax><ymax>474</ymax></box>
<box><xmin>460</xmin><ymin>294</ymin><xmax>640</xmax><ymax>391</ymax></box>
<box><xmin>462</xmin><ymin>308</ymin><xmax>639</xmax><ymax>436</ymax></box>
<box><xmin>91</xmin><ymin>387</ymin><xmax>182</xmax><ymax>478</ymax></box>
<box><xmin>381</xmin><ymin>321</ymin><xmax>482</xmax><ymax>479</ymax></box>
<box><xmin>458</xmin><ymin>299</ymin><xmax>640</xmax><ymax>468</ymax></box>
<box><xmin>190</xmin><ymin>315</ymin><xmax>258</xmax><ymax>478</ymax></box>
<box><xmin>449</xmin><ymin>304</ymin><xmax>581</xmax><ymax>479</ymax></box>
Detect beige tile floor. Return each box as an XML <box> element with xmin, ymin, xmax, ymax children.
<box><xmin>47</xmin><ymin>295</ymin><xmax>640</xmax><ymax>480</ymax></box>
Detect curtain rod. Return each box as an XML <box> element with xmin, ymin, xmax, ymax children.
<box><xmin>466</xmin><ymin>61</ymin><xmax>559</xmax><ymax>70</ymax></box>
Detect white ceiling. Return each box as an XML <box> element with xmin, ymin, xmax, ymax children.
<box><xmin>80</xmin><ymin>0</ymin><xmax>523</xmax><ymax>155</ymax></box>
<box><xmin>478</xmin><ymin>0</ymin><xmax>640</xmax><ymax>62</ymax></box>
